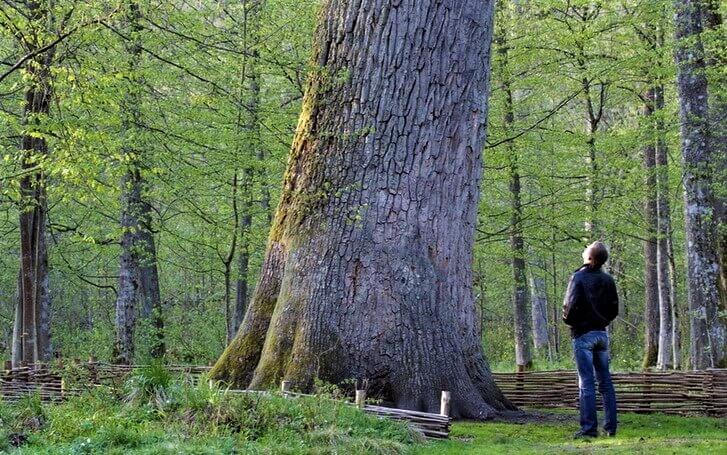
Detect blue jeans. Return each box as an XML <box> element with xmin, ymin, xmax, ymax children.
<box><xmin>573</xmin><ymin>331</ymin><xmax>617</xmax><ymax>435</ymax></box>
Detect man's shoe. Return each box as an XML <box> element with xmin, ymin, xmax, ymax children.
<box><xmin>603</xmin><ymin>431</ymin><xmax>616</xmax><ymax>437</ymax></box>
<box><xmin>573</xmin><ymin>431</ymin><xmax>598</xmax><ymax>439</ymax></box>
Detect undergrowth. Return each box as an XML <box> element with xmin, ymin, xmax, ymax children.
<box><xmin>0</xmin><ymin>365</ymin><xmax>416</xmax><ymax>454</ymax></box>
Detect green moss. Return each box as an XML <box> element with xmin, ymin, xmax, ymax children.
<box><xmin>210</xmin><ymin>323</ymin><xmax>268</xmax><ymax>387</ymax></box>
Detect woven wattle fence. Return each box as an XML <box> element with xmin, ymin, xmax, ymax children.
<box><xmin>2</xmin><ymin>361</ymin><xmax>726</xmax><ymax>418</ymax></box>
<box><xmin>492</xmin><ymin>369</ymin><xmax>727</xmax><ymax>416</ymax></box>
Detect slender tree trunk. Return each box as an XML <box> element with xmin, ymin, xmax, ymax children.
<box><xmin>225</xmin><ymin>173</ymin><xmax>239</xmax><ymax>344</ymax></box>
<box><xmin>510</xmin><ymin>159</ymin><xmax>531</xmax><ymax>370</ymax></box>
<box><xmin>642</xmin><ymin>88</ymin><xmax>659</xmax><ymax>369</ymax></box>
<box><xmin>138</xmin><ymin>222</ymin><xmax>164</xmax><ymax>358</ymax></box>
<box><xmin>654</xmin><ymin>84</ymin><xmax>674</xmax><ymax>370</ymax></box>
<box><xmin>234</xmin><ymin>201</ymin><xmax>251</xmax><ymax>335</ymax></box>
<box><xmin>528</xmin><ymin>259</ymin><xmax>550</xmax><ymax>360</ymax></box>
<box><xmin>16</xmin><ymin>3</ymin><xmax>53</xmax><ymax>366</ymax></box>
<box><xmin>114</xmin><ymin>196</ymin><xmax>138</xmax><ymax>364</ymax></box>
<box><xmin>212</xmin><ymin>0</ymin><xmax>513</xmax><ymax>418</ymax></box>
<box><xmin>550</xmin><ymin>229</ymin><xmax>560</xmax><ymax>357</ymax></box>
<box><xmin>114</xmin><ymin>1</ymin><xmax>164</xmax><ymax>362</ymax></box>
<box><xmin>11</xmin><ymin>272</ymin><xmax>22</xmax><ymax>365</ymax></box>
<box><xmin>580</xmin><ymin>75</ymin><xmax>603</xmax><ymax>241</ymax></box>
<box><xmin>668</xmin><ymin>232</ymin><xmax>682</xmax><ymax>368</ymax></box>
<box><xmin>37</xmin><ymin>216</ymin><xmax>51</xmax><ymax>360</ymax></box>
<box><xmin>673</xmin><ymin>0</ymin><xmax>726</xmax><ymax>369</ymax></box>
<box><xmin>232</xmin><ymin>0</ymin><xmax>263</xmax><ymax>338</ymax></box>
<box><xmin>495</xmin><ymin>9</ymin><xmax>532</xmax><ymax>371</ymax></box>
<box><xmin>703</xmin><ymin>0</ymin><xmax>727</xmax><ymax>325</ymax></box>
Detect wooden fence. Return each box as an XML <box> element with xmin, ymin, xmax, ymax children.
<box><xmin>2</xmin><ymin>361</ymin><xmax>725</xmax><ymax>423</ymax></box>
<box><xmin>493</xmin><ymin>369</ymin><xmax>727</xmax><ymax>416</ymax></box>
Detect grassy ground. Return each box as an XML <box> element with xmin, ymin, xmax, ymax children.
<box><xmin>418</xmin><ymin>410</ymin><xmax>727</xmax><ymax>454</ymax></box>
<box><xmin>1</xmin><ymin>364</ymin><xmax>724</xmax><ymax>454</ymax></box>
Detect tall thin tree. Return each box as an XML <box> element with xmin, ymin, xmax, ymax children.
<box><xmin>673</xmin><ymin>0</ymin><xmax>726</xmax><ymax>369</ymax></box>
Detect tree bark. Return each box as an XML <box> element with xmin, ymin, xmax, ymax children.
<box><xmin>673</xmin><ymin>0</ymin><xmax>726</xmax><ymax>369</ymax></box>
<box><xmin>11</xmin><ymin>272</ymin><xmax>22</xmax><ymax>365</ymax></box>
<box><xmin>233</xmin><ymin>0</ymin><xmax>264</xmax><ymax>338</ymax></box>
<box><xmin>528</xmin><ymin>259</ymin><xmax>550</xmax><ymax>360</ymax></box>
<box><xmin>212</xmin><ymin>0</ymin><xmax>513</xmax><ymax>418</ymax></box>
<box><xmin>16</xmin><ymin>1</ymin><xmax>53</xmax><ymax>366</ymax></box>
<box><xmin>114</xmin><ymin>1</ymin><xmax>164</xmax><ymax>362</ymax></box>
<box><xmin>703</xmin><ymin>0</ymin><xmax>727</xmax><ymax>327</ymax></box>
<box><xmin>495</xmin><ymin>6</ymin><xmax>532</xmax><ymax>371</ymax></box>
<box><xmin>654</xmin><ymin>84</ymin><xmax>674</xmax><ymax>371</ymax></box>
<box><xmin>642</xmin><ymin>88</ymin><xmax>659</xmax><ymax>369</ymax></box>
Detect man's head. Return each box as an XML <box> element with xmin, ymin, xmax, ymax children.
<box><xmin>582</xmin><ymin>241</ymin><xmax>609</xmax><ymax>268</ymax></box>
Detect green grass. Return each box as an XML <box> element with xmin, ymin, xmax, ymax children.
<box><xmin>1</xmin><ymin>371</ymin><xmax>724</xmax><ymax>455</ymax></box>
<box><xmin>0</xmin><ymin>372</ymin><xmax>417</xmax><ymax>454</ymax></box>
<box><xmin>417</xmin><ymin>410</ymin><xmax>727</xmax><ymax>454</ymax></box>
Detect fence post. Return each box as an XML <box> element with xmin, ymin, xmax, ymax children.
<box><xmin>281</xmin><ymin>380</ymin><xmax>291</xmax><ymax>395</ymax></box>
<box><xmin>87</xmin><ymin>356</ymin><xmax>98</xmax><ymax>384</ymax></box>
<box><xmin>3</xmin><ymin>360</ymin><xmax>11</xmax><ymax>372</ymax></box>
<box><xmin>355</xmin><ymin>389</ymin><xmax>366</xmax><ymax>408</ymax></box>
<box><xmin>440</xmin><ymin>391</ymin><xmax>451</xmax><ymax>416</ymax></box>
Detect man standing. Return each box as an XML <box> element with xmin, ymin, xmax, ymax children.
<box><xmin>563</xmin><ymin>241</ymin><xmax>619</xmax><ymax>438</ymax></box>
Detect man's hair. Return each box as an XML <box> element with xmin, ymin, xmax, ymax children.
<box><xmin>588</xmin><ymin>241</ymin><xmax>609</xmax><ymax>267</ymax></box>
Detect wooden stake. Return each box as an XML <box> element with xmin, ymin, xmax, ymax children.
<box><xmin>355</xmin><ymin>389</ymin><xmax>366</xmax><ymax>408</ymax></box>
<box><xmin>440</xmin><ymin>391</ymin><xmax>451</xmax><ymax>416</ymax></box>
<box><xmin>281</xmin><ymin>380</ymin><xmax>291</xmax><ymax>394</ymax></box>
<box><xmin>3</xmin><ymin>360</ymin><xmax>11</xmax><ymax>372</ymax></box>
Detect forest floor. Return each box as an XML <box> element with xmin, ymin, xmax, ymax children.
<box><xmin>419</xmin><ymin>409</ymin><xmax>727</xmax><ymax>454</ymax></box>
<box><xmin>1</xmin><ymin>364</ymin><xmax>724</xmax><ymax>455</ymax></box>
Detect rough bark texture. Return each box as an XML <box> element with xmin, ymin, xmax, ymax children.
<box><xmin>673</xmin><ymin>0</ymin><xmax>726</xmax><ymax>369</ymax></box>
<box><xmin>642</xmin><ymin>89</ymin><xmax>659</xmax><ymax>369</ymax></box>
<box><xmin>703</xmin><ymin>0</ymin><xmax>727</xmax><ymax>325</ymax></box>
<box><xmin>212</xmin><ymin>0</ymin><xmax>513</xmax><ymax>418</ymax></box>
<box><xmin>16</xmin><ymin>2</ymin><xmax>53</xmax><ymax>365</ymax></box>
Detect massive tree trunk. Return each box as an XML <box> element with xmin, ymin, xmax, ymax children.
<box><xmin>642</xmin><ymin>88</ymin><xmax>659</xmax><ymax>369</ymax></box>
<box><xmin>673</xmin><ymin>0</ymin><xmax>726</xmax><ymax>369</ymax></box>
<box><xmin>654</xmin><ymin>84</ymin><xmax>674</xmax><ymax>371</ymax></box>
<box><xmin>15</xmin><ymin>2</ymin><xmax>54</xmax><ymax>366</ymax></box>
<box><xmin>212</xmin><ymin>0</ymin><xmax>513</xmax><ymax>418</ymax></box>
<box><xmin>114</xmin><ymin>1</ymin><xmax>164</xmax><ymax>363</ymax></box>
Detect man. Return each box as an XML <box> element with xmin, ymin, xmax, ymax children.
<box><xmin>563</xmin><ymin>241</ymin><xmax>619</xmax><ymax>438</ymax></box>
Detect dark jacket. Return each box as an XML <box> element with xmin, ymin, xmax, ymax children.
<box><xmin>562</xmin><ymin>264</ymin><xmax>619</xmax><ymax>338</ymax></box>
